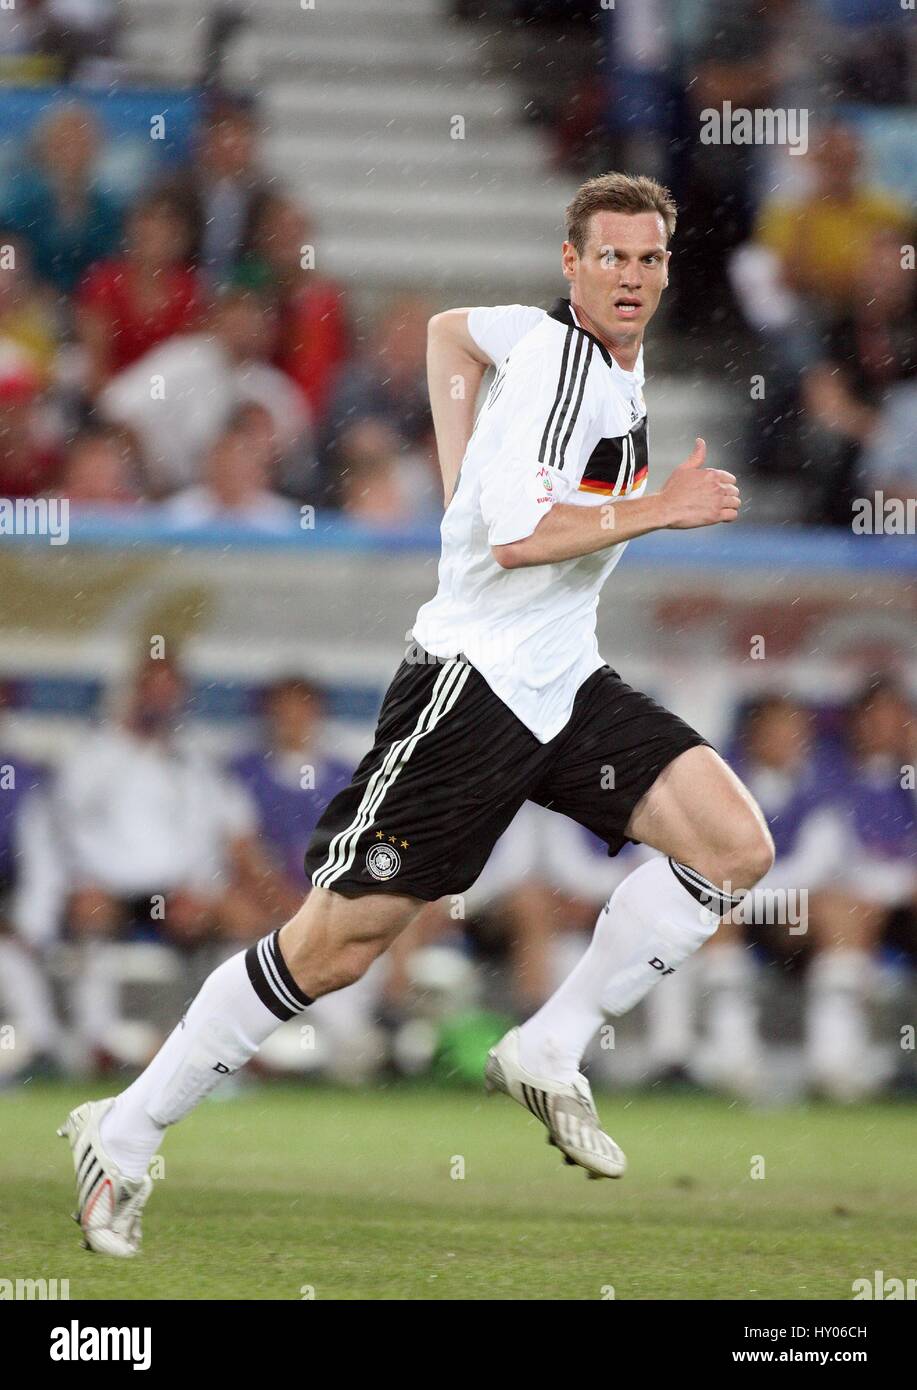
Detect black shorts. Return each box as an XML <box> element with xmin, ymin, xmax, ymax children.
<box><xmin>304</xmin><ymin>644</ymin><xmax>709</xmax><ymax>901</ymax></box>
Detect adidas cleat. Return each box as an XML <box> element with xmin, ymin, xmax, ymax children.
<box><xmin>57</xmin><ymin>1098</ymin><xmax>153</xmax><ymax>1257</ymax></box>
<box><xmin>485</xmin><ymin>1028</ymin><xmax>626</xmax><ymax>1180</ymax></box>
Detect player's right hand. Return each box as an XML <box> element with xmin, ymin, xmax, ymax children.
<box><xmin>659</xmin><ymin>438</ymin><xmax>741</xmax><ymax>529</ymax></box>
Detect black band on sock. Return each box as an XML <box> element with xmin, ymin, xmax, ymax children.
<box><xmin>668</xmin><ymin>858</ymin><xmax>747</xmax><ymax>919</ymax></box>
<box><xmin>245</xmin><ymin>930</ymin><xmax>313</xmax><ymax>1021</ymax></box>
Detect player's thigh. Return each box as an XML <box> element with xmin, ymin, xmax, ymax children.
<box><xmin>532</xmin><ymin>668</ymin><xmax>710</xmax><ymax>869</ymax></box>
<box><xmin>625</xmin><ymin>744</ymin><xmax>774</xmax><ymax>885</ymax></box>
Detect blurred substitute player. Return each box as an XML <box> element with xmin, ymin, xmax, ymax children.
<box><xmin>60</xmin><ymin>173</ymin><xmax>774</xmax><ymax>1255</ymax></box>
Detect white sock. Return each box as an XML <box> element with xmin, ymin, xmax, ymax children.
<box><xmin>643</xmin><ymin>954</ymin><xmax>696</xmax><ymax>1072</ymax></box>
<box><xmin>100</xmin><ymin>930</ymin><xmax>311</xmax><ymax>1179</ymax></box>
<box><xmin>517</xmin><ymin>857</ymin><xmax>745</xmax><ymax>1082</ymax></box>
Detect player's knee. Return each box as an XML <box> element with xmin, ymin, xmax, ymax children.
<box><xmin>722</xmin><ymin>818</ymin><xmax>774</xmax><ymax>889</ymax></box>
<box><xmin>680</xmin><ymin>809</ymin><xmax>774</xmax><ymax>892</ymax></box>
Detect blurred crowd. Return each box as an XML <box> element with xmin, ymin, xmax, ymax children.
<box><xmin>0</xmin><ymin>3</ymin><xmax>912</xmax><ymax>533</ymax></box>
<box><xmin>0</xmin><ymin>656</ymin><xmax>914</xmax><ymax>1098</ymax></box>
<box><xmin>463</xmin><ymin>0</ymin><xmax>917</xmax><ymax>524</ymax></box>
<box><xmin>732</xmin><ymin>123</ymin><xmax>916</xmax><ymax>525</ymax></box>
<box><xmin>0</xmin><ymin>0</ymin><xmax>118</xmax><ymax>86</ymax></box>
<box><xmin>0</xmin><ymin>94</ymin><xmax>442</xmax><ymax>529</ymax></box>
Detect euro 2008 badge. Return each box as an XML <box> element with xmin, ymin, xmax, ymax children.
<box><xmin>536</xmin><ymin>467</ymin><xmax>553</xmax><ymax>491</ymax></box>
<box><xmin>366</xmin><ymin>842</ymin><xmax>401</xmax><ymax>880</ymax></box>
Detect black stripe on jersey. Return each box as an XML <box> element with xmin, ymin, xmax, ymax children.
<box><xmin>540</xmin><ymin>331</ymin><xmax>591</xmax><ymax>472</ymax></box>
<box><xmin>538</xmin><ymin>326</ymin><xmax>574</xmax><ymax>466</ymax></box>
<box><xmin>556</xmin><ymin>338</ymin><xmax>594</xmax><ymax>469</ymax></box>
<box><xmin>579</xmin><ymin>416</ymin><xmax>648</xmax><ymax>493</ymax></box>
<box><xmin>625</xmin><ymin>436</ymin><xmax>636</xmax><ymax>492</ymax></box>
<box><xmin>546</xmin><ymin>331</ymin><xmax>585</xmax><ymax>470</ymax></box>
<box><xmin>546</xmin><ymin>297</ymin><xmax>614</xmax><ymax>368</ymax></box>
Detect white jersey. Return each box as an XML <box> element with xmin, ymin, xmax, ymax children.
<box><xmin>412</xmin><ymin>299</ymin><xmax>649</xmax><ymax>743</ymax></box>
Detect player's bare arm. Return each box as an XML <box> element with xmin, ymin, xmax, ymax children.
<box><xmin>427</xmin><ymin>308</ymin><xmax>491</xmax><ymax>505</ymax></box>
<box><xmin>493</xmin><ymin>438</ymin><xmax>741</xmax><ymax>569</ymax></box>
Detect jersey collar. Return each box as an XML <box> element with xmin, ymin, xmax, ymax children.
<box><xmin>547</xmin><ymin>297</ymin><xmax>642</xmax><ymax>381</ymax></box>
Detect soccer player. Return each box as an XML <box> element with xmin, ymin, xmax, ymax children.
<box><xmin>60</xmin><ymin>172</ymin><xmax>774</xmax><ymax>1255</ymax></box>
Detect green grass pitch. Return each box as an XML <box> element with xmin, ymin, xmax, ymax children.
<box><xmin>2</xmin><ymin>1080</ymin><xmax>913</xmax><ymax>1300</ymax></box>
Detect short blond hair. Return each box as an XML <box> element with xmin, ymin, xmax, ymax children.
<box><xmin>565</xmin><ymin>172</ymin><xmax>677</xmax><ymax>254</ymax></box>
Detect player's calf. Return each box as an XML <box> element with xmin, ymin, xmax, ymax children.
<box><xmin>278</xmin><ymin>886</ymin><xmax>424</xmax><ymax>998</ymax></box>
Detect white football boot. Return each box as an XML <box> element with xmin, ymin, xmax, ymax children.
<box><xmin>485</xmin><ymin>1028</ymin><xmax>626</xmax><ymax>1179</ymax></box>
<box><xmin>58</xmin><ymin>1098</ymin><xmax>153</xmax><ymax>1257</ymax></box>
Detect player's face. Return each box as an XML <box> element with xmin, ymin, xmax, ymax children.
<box><xmin>563</xmin><ymin>211</ymin><xmax>670</xmax><ymax>343</ymax></box>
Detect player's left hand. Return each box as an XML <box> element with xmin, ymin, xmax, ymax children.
<box><xmin>659</xmin><ymin>438</ymin><xmax>741</xmax><ymax>528</ymax></box>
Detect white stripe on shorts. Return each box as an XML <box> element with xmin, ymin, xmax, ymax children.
<box><xmin>312</xmin><ymin>657</ymin><xmax>472</xmax><ymax>891</ymax></box>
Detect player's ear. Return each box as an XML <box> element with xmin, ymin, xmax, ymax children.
<box><xmin>561</xmin><ymin>240</ymin><xmax>577</xmax><ymax>281</ymax></box>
